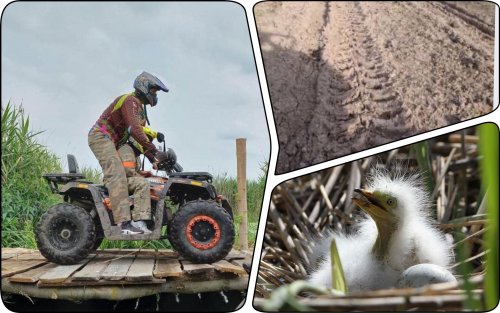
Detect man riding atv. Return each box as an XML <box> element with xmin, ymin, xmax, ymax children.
<box><xmin>88</xmin><ymin>71</ymin><xmax>169</xmax><ymax>235</ymax></box>
<box><xmin>37</xmin><ymin>72</ymin><xmax>235</xmax><ymax>265</ymax></box>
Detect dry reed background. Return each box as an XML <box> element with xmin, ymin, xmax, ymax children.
<box><xmin>254</xmin><ymin>126</ymin><xmax>490</xmax><ymax>311</ymax></box>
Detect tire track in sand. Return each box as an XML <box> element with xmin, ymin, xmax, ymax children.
<box><xmin>305</xmin><ymin>2</ymin><xmax>409</xmax><ymax>165</ymax></box>
<box><xmin>255</xmin><ymin>1</ymin><xmax>493</xmax><ymax>173</ymax></box>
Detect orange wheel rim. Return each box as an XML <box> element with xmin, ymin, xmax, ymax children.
<box><xmin>186</xmin><ymin>215</ymin><xmax>221</xmax><ymax>250</ymax></box>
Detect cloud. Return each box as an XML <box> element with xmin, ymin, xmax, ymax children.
<box><xmin>2</xmin><ymin>2</ymin><xmax>269</xmax><ymax>180</ymax></box>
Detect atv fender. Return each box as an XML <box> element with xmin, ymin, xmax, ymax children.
<box><xmin>59</xmin><ymin>182</ymin><xmax>113</xmax><ymax>237</ymax></box>
<box><xmin>221</xmin><ymin>198</ymin><xmax>234</xmax><ymax>220</ymax></box>
<box><xmin>167</xmin><ymin>177</ymin><xmax>217</xmax><ymax>199</ymax></box>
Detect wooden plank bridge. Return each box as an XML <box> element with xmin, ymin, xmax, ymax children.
<box><xmin>1</xmin><ymin>247</ymin><xmax>251</xmax><ymax>301</ymax></box>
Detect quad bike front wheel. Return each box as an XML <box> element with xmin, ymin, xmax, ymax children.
<box><xmin>35</xmin><ymin>203</ymin><xmax>96</xmax><ymax>265</ymax></box>
<box><xmin>168</xmin><ymin>200</ymin><xmax>235</xmax><ymax>264</ymax></box>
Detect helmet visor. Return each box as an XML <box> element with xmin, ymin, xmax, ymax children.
<box><xmin>154</xmin><ymin>80</ymin><xmax>169</xmax><ymax>93</ymax></box>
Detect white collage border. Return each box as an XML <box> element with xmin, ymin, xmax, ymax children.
<box><xmin>0</xmin><ymin>1</ymin><xmax>498</xmax><ymax>313</ymax></box>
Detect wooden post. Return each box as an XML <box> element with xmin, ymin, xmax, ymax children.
<box><xmin>236</xmin><ymin>138</ymin><xmax>248</xmax><ymax>251</ymax></box>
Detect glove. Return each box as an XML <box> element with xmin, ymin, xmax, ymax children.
<box><xmin>156</xmin><ymin>132</ymin><xmax>165</xmax><ymax>143</ymax></box>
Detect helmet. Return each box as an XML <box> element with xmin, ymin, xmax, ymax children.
<box><xmin>133</xmin><ymin>71</ymin><xmax>169</xmax><ymax>106</ymax></box>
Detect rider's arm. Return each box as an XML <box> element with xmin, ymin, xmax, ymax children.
<box><xmin>121</xmin><ymin>97</ymin><xmax>158</xmax><ymax>162</ymax></box>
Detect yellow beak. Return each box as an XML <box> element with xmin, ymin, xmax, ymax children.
<box><xmin>352</xmin><ymin>189</ymin><xmax>391</xmax><ymax>221</ymax></box>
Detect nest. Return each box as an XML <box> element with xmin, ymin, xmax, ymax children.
<box><xmin>255</xmin><ymin>128</ymin><xmax>489</xmax><ymax>311</ymax></box>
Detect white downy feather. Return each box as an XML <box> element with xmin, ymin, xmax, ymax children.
<box><xmin>308</xmin><ymin>169</ymin><xmax>454</xmax><ymax>292</ymax></box>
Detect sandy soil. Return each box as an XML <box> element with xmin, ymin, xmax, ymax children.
<box><xmin>255</xmin><ymin>1</ymin><xmax>495</xmax><ymax>174</ymax></box>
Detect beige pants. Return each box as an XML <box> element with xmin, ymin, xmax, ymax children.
<box><xmin>118</xmin><ymin>144</ymin><xmax>151</xmax><ymax>221</ymax></box>
<box><xmin>88</xmin><ymin>130</ymin><xmax>130</xmax><ymax>224</ymax></box>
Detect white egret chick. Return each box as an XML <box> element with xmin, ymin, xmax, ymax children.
<box><xmin>307</xmin><ymin>169</ymin><xmax>455</xmax><ymax>292</ymax></box>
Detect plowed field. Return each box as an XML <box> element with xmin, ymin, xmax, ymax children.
<box><xmin>255</xmin><ymin>1</ymin><xmax>495</xmax><ymax>173</ymax></box>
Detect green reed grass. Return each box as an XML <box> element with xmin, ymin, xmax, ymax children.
<box><xmin>2</xmin><ymin>102</ymin><xmax>62</xmax><ymax>247</ymax></box>
<box><xmin>80</xmin><ymin>166</ymin><xmax>103</xmax><ymax>184</ymax></box>
<box><xmin>479</xmin><ymin>123</ymin><xmax>499</xmax><ymax>310</ymax></box>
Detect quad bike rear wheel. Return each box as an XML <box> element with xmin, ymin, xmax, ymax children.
<box><xmin>168</xmin><ymin>200</ymin><xmax>234</xmax><ymax>264</ymax></box>
<box><xmin>35</xmin><ymin>203</ymin><xmax>96</xmax><ymax>265</ymax></box>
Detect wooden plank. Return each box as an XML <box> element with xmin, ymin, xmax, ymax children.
<box><xmin>226</xmin><ymin>250</ymin><xmax>247</xmax><ymax>260</ymax></box>
<box><xmin>38</xmin><ymin>259</ymin><xmax>90</xmax><ymax>284</ymax></box>
<box><xmin>136</xmin><ymin>248</ymin><xmax>156</xmax><ymax>255</ymax></box>
<box><xmin>156</xmin><ymin>250</ymin><xmax>178</xmax><ymax>258</ymax></box>
<box><xmin>1</xmin><ymin>260</ymin><xmax>48</xmax><ymax>278</ymax></box>
<box><xmin>12</xmin><ymin>252</ymin><xmax>47</xmax><ymax>261</ymax></box>
<box><xmin>231</xmin><ymin>258</ymin><xmax>251</xmax><ymax>267</ymax></box>
<box><xmin>2</xmin><ymin>253</ymin><xmax>15</xmax><ymax>260</ymax></box>
<box><xmin>91</xmin><ymin>248</ymin><xmax>177</xmax><ymax>258</ymax></box>
<box><xmin>39</xmin><ymin>277</ymin><xmax>165</xmax><ymax>287</ymax></box>
<box><xmin>181</xmin><ymin>261</ymin><xmax>215</xmax><ymax>275</ymax></box>
<box><xmin>71</xmin><ymin>254</ymin><xmax>114</xmax><ymax>281</ymax></box>
<box><xmin>212</xmin><ymin>260</ymin><xmax>247</xmax><ymax>275</ymax></box>
<box><xmin>97</xmin><ymin>248</ymin><xmax>178</xmax><ymax>258</ymax></box>
<box><xmin>101</xmin><ymin>248</ymin><xmax>136</xmax><ymax>257</ymax></box>
<box><xmin>231</xmin><ymin>258</ymin><xmax>252</xmax><ymax>274</ymax></box>
<box><xmin>9</xmin><ymin>263</ymin><xmax>58</xmax><ymax>283</ymax></box>
<box><xmin>125</xmin><ymin>257</ymin><xmax>155</xmax><ymax>281</ymax></box>
<box><xmin>153</xmin><ymin>259</ymin><xmax>183</xmax><ymax>278</ymax></box>
<box><xmin>2</xmin><ymin>248</ymin><xmax>39</xmax><ymax>260</ymax></box>
<box><xmin>1</xmin><ymin>247</ymin><xmax>35</xmax><ymax>254</ymax></box>
<box><xmin>101</xmin><ymin>256</ymin><xmax>135</xmax><ymax>280</ymax></box>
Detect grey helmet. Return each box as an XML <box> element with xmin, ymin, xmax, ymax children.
<box><xmin>133</xmin><ymin>71</ymin><xmax>169</xmax><ymax>106</ymax></box>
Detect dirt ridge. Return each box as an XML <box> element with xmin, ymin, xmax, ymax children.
<box><xmin>438</xmin><ymin>2</ymin><xmax>495</xmax><ymax>37</ymax></box>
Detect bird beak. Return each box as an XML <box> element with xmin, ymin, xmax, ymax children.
<box><xmin>352</xmin><ymin>189</ymin><xmax>392</xmax><ymax>220</ymax></box>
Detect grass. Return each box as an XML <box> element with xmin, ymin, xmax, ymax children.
<box><xmin>479</xmin><ymin>123</ymin><xmax>499</xmax><ymax>310</ymax></box>
<box><xmin>1</xmin><ymin>102</ymin><xmax>266</xmax><ymax>251</ymax></box>
<box><xmin>1</xmin><ymin>102</ymin><xmax>61</xmax><ymax>248</ymax></box>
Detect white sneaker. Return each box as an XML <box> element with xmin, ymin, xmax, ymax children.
<box><xmin>120</xmin><ymin>221</ymin><xmax>143</xmax><ymax>235</ymax></box>
<box><xmin>130</xmin><ymin>220</ymin><xmax>152</xmax><ymax>234</ymax></box>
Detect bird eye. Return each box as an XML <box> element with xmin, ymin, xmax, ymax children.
<box><xmin>387</xmin><ymin>198</ymin><xmax>395</xmax><ymax>206</ymax></box>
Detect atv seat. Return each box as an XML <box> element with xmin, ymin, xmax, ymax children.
<box><xmin>169</xmin><ymin>172</ymin><xmax>213</xmax><ymax>183</ymax></box>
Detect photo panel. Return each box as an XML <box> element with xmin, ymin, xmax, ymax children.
<box><xmin>254</xmin><ymin>1</ymin><xmax>497</xmax><ymax>174</ymax></box>
<box><xmin>1</xmin><ymin>2</ymin><xmax>269</xmax><ymax>312</ymax></box>
<box><xmin>253</xmin><ymin>123</ymin><xmax>498</xmax><ymax>311</ymax></box>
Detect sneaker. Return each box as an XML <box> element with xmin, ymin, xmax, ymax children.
<box><xmin>120</xmin><ymin>220</ymin><xmax>144</xmax><ymax>235</ymax></box>
<box><xmin>130</xmin><ymin>220</ymin><xmax>152</xmax><ymax>234</ymax></box>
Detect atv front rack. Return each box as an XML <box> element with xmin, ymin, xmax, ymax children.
<box><xmin>169</xmin><ymin>172</ymin><xmax>213</xmax><ymax>183</ymax></box>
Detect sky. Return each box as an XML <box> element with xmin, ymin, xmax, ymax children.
<box><xmin>1</xmin><ymin>2</ymin><xmax>269</xmax><ymax>180</ymax></box>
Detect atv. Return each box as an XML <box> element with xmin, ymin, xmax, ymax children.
<box><xmin>36</xmin><ymin>152</ymin><xmax>235</xmax><ymax>265</ymax></box>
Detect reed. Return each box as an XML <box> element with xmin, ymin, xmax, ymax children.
<box><xmin>1</xmin><ymin>102</ymin><xmax>61</xmax><ymax>248</ymax></box>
